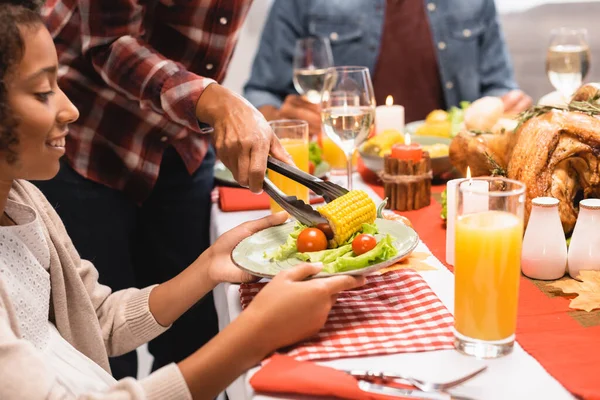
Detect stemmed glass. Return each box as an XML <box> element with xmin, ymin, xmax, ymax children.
<box><xmin>546</xmin><ymin>28</ymin><xmax>591</xmax><ymax>100</ymax></box>
<box><xmin>320</xmin><ymin>66</ymin><xmax>376</xmax><ymax>191</ymax></box>
<box><xmin>293</xmin><ymin>37</ymin><xmax>334</xmax><ymax>104</ymax></box>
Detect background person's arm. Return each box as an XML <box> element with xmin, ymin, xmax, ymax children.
<box><xmin>477</xmin><ymin>0</ymin><xmax>532</xmax><ymax>113</ymax></box>
<box><xmin>243</xmin><ymin>0</ymin><xmax>304</xmax><ymax>111</ymax></box>
<box><xmin>478</xmin><ymin>0</ymin><xmax>519</xmax><ymax>98</ymax></box>
<box><xmin>76</xmin><ymin>0</ymin><xmax>289</xmax><ymax>191</ymax></box>
<box><xmin>77</xmin><ymin>0</ymin><xmax>213</xmax><ymax>134</ymax></box>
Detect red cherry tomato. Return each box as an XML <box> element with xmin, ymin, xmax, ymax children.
<box><xmin>309</xmin><ymin>161</ymin><xmax>315</xmax><ymax>175</ymax></box>
<box><xmin>352</xmin><ymin>234</ymin><xmax>377</xmax><ymax>255</ymax></box>
<box><xmin>316</xmin><ymin>223</ymin><xmax>334</xmax><ymax>240</ymax></box>
<box><xmin>297</xmin><ymin>228</ymin><xmax>328</xmax><ymax>253</ymax></box>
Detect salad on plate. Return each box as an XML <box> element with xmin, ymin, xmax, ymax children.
<box><xmin>230</xmin><ymin>191</ymin><xmax>418</xmax><ymax>277</ymax></box>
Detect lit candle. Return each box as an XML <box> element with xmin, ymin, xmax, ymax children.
<box><xmin>391</xmin><ymin>133</ymin><xmax>423</xmax><ymax>163</ymax></box>
<box><xmin>445</xmin><ymin>167</ymin><xmax>489</xmax><ymax>266</ymax></box>
<box><xmin>446</xmin><ymin>177</ymin><xmax>462</xmax><ymax>266</ymax></box>
<box><xmin>375</xmin><ymin>95</ymin><xmax>405</xmax><ymax>136</ymax></box>
<box><xmin>461</xmin><ymin>168</ymin><xmax>489</xmax><ymax>215</ymax></box>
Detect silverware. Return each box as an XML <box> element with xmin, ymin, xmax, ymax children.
<box><xmin>264</xmin><ymin>156</ymin><xmax>349</xmax><ymax>226</ymax></box>
<box><xmin>358</xmin><ymin>381</ymin><xmax>477</xmax><ymax>400</ymax></box>
<box><xmin>346</xmin><ymin>365</ymin><xmax>487</xmax><ymax>392</ymax></box>
<box><xmin>358</xmin><ymin>381</ymin><xmax>451</xmax><ymax>399</ymax></box>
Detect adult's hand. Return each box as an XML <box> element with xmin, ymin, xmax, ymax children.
<box><xmin>501</xmin><ymin>89</ymin><xmax>533</xmax><ymax>114</ymax></box>
<box><xmin>259</xmin><ymin>94</ymin><xmax>322</xmax><ymax>137</ymax></box>
<box><xmin>245</xmin><ymin>263</ymin><xmax>366</xmax><ymax>351</ymax></box>
<box><xmin>196</xmin><ymin>84</ymin><xmax>292</xmax><ymax>193</ymax></box>
<box><xmin>202</xmin><ymin>212</ymin><xmax>289</xmax><ymax>285</ymax></box>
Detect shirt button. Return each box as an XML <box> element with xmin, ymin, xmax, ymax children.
<box><xmin>160</xmin><ymin>136</ymin><xmax>168</xmax><ymax>142</ymax></box>
<box><xmin>329</xmin><ymin>32</ymin><xmax>339</xmax><ymax>41</ymax></box>
<box><xmin>219</xmin><ymin>17</ymin><xmax>228</xmax><ymax>25</ymax></box>
<box><xmin>463</xmin><ymin>29</ymin><xmax>472</xmax><ymax>38</ymax></box>
<box><xmin>445</xmin><ymin>81</ymin><xmax>454</xmax><ymax>90</ymax></box>
<box><xmin>206</xmin><ymin>63</ymin><xmax>214</xmax><ymax>70</ymax></box>
<box><xmin>438</xmin><ymin>41</ymin><xmax>446</xmax><ymax>50</ymax></box>
<box><xmin>427</xmin><ymin>3</ymin><xmax>436</xmax><ymax>11</ymax></box>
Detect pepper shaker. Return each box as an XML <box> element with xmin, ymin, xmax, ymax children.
<box><xmin>567</xmin><ymin>198</ymin><xmax>600</xmax><ymax>279</ymax></box>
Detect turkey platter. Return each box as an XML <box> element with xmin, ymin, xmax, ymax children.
<box><xmin>449</xmin><ymin>83</ymin><xmax>600</xmax><ymax>234</ymax></box>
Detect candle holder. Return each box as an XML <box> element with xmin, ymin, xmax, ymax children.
<box><xmin>380</xmin><ymin>152</ymin><xmax>432</xmax><ymax>211</ymax></box>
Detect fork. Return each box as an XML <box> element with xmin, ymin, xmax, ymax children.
<box><xmin>346</xmin><ymin>365</ymin><xmax>487</xmax><ymax>392</ymax></box>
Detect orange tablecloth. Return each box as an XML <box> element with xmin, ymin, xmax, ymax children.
<box><xmin>365</xmin><ymin>179</ymin><xmax>600</xmax><ymax>400</ymax></box>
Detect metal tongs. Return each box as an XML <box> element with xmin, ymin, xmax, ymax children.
<box><xmin>263</xmin><ymin>156</ymin><xmax>348</xmax><ymax>226</ymax></box>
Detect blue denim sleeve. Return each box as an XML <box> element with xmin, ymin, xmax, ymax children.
<box><xmin>243</xmin><ymin>0</ymin><xmax>304</xmax><ymax>109</ymax></box>
<box><xmin>478</xmin><ymin>0</ymin><xmax>519</xmax><ymax>97</ymax></box>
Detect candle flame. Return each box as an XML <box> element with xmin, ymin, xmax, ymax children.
<box><xmin>386</xmin><ymin>95</ymin><xmax>394</xmax><ymax>106</ymax></box>
<box><xmin>466</xmin><ymin>166</ymin><xmax>472</xmax><ymax>179</ymax></box>
<box><xmin>404</xmin><ymin>133</ymin><xmax>411</xmax><ymax>145</ymax></box>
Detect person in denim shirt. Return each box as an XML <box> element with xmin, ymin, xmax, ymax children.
<box><xmin>244</xmin><ymin>0</ymin><xmax>531</xmax><ymax>137</ymax></box>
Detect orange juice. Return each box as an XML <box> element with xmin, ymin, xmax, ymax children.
<box><xmin>321</xmin><ymin>135</ymin><xmax>358</xmax><ymax>170</ymax></box>
<box><xmin>454</xmin><ymin>211</ymin><xmax>523</xmax><ymax>341</ymax></box>
<box><xmin>269</xmin><ymin>138</ymin><xmax>309</xmax><ymax>213</ymax></box>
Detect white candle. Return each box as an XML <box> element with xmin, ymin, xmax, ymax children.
<box><xmin>375</xmin><ymin>95</ymin><xmax>405</xmax><ymax>135</ymax></box>
<box><xmin>445</xmin><ymin>178</ymin><xmax>462</xmax><ymax>266</ymax></box>
<box><xmin>445</xmin><ymin>168</ymin><xmax>489</xmax><ymax>266</ymax></box>
<box><xmin>461</xmin><ymin>177</ymin><xmax>489</xmax><ymax>215</ymax></box>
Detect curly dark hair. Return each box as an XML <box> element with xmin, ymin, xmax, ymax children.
<box><xmin>0</xmin><ymin>2</ymin><xmax>43</xmax><ymax>163</ymax></box>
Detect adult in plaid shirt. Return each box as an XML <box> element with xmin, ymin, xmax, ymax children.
<box><xmin>34</xmin><ymin>0</ymin><xmax>291</xmax><ymax>379</ymax></box>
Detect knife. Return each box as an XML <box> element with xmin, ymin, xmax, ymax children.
<box><xmin>358</xmin><ymin>380</ymin><xmax>451</xmax><ymax>400</ymax></box>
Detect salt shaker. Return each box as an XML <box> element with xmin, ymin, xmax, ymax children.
<box><xmin>567</xmin><ymin>198</ymin><xmax>600</xmax><ymax>279</ymax></box>
<box><xmin>521</xmin><ymin>197</ymin><xmax>567</xmax><ymax>280</ymax></box>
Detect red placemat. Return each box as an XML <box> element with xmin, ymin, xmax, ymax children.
<box><xmin>240</xmin><ymin>269</ymin><xmax>454</xmax><ymax>362</ymax></box>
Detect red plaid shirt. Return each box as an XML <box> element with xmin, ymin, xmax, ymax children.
<box><xmin>42</xmin><ymin>0</ymin><xmax>252</xmax><ymax>202</ymax></box>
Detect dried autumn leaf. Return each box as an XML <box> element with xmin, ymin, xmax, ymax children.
<box><xmin>548</xmin><ymin>270</ymin><xmax>600</xmax><ymax>312</ymax></box>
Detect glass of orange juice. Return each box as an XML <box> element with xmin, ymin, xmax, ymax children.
<box><xmin>268</xmin><ymin>120</ymin><xmax>310</xmax><ymax>214</ymax></box>
<box><xmin>454</xmin><ymin>177</ymin><xmax>526</xmax><ymax>358</ymax></box>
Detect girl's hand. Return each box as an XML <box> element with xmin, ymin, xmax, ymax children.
<box><xmin>202</xmin><ymin>212</ymin><xmax>289</xmax><ymax>285</ymax></box>
<box><xmin>243</xmin><ymin>263</ymin><xmax>366</xmax><ymax>352</ymax></box>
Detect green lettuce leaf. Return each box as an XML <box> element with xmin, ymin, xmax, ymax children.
<box><xmin>323</xmin><ymin>234</ymin><xmax>397</xmax><ymax>273</ymax></box>
<box><xmin>309</xmin><ymin>141</ymin><xmax>323</xmax><ymax>165</ymax></box>
<box><xmin>299</xmin><ymin>244</ymin><xmax>353</xmax><ymax>264</ymax></box>
<box><xmin>440</xmin><ymin>188</ymin><xmax>447</xmax><ymax>221</ymax></box>
<box><xmin>268</xmin><ymin>223</ymin><xmax>306</xmax><ymax>260</ymax></box>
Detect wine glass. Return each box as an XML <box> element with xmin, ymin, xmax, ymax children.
<box><xmin>546</xmin><ymin>28</ymin><xmax>591</xmax><ymax>100</ymax></box>
<box><xmin>321</xmin><ymin>66</ymin><xmax>376</xmax><ymax>191</ymax></box>
<box><xmin>293</xmin><ymin>37</ymin><xmax>334</xmax><ymax>104</ymax></box>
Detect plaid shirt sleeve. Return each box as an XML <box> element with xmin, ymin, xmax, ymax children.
<box><xmin>74</xmin><ymin>0</ymin><xmax>216</xmax><ymax>134</ymax></box>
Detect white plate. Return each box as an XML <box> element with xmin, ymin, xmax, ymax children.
<box><xmin>231</xmin><ymin>218</ymin><xmax>419</xmax><ymax>278</ymax></box>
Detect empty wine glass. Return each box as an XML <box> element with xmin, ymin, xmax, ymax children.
<box><xmin>321</xmin><ymin>66</ymin><xmax>376</xmax><ymax>191</ymax></box>
<box><xmin>546</xmin><ymin>28</ymin><xmax>591</xmax><ymax>100</ymax></box>
<box><xmin>293</xmin><ymin>37</ymin><xmax>334</xmax><ymax>104</ymax></box>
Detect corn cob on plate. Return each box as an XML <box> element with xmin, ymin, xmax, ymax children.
<box><xmin>231</xmin><ymin>217</ymin><xmax>419</xmax><ymax>279</ymax></box>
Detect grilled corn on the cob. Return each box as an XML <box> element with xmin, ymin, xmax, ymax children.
<box><xmin>317</xmin><ymin>190</ymin><xmax>376</xmax><ymax>247</ymax></box>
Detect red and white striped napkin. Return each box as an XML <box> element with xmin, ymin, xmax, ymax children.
<box><xmin>240</xmin><ymin>269</ymin><xmax>454</xmax><ymax>362</ymax></box>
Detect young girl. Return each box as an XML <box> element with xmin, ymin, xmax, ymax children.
<box><xmin>0</xmin><ymin>4</ymin><xmax>364</xmax><ymax>399</ymax></box>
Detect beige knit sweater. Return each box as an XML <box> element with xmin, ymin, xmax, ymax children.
<box><xmin>0</xmin><ymin>180</ymin><xmax>192</xmax><ymax>400</ymax></box>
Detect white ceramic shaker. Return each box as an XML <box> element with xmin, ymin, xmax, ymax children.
<box><xmin>567</xmin><ymin>198</ymin><xmax>600</xmax><ymax>279</ymax></box>
<box><xmin>521</xmin><ymin>197</ymin><xmax>567</xmax><ymax>280</ymax></box>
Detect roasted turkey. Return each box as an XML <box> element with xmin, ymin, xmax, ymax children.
<box><xmin>449</xmin><ymin>83</ymin><xmax>600</xmax><ymax>234</ymax></box>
